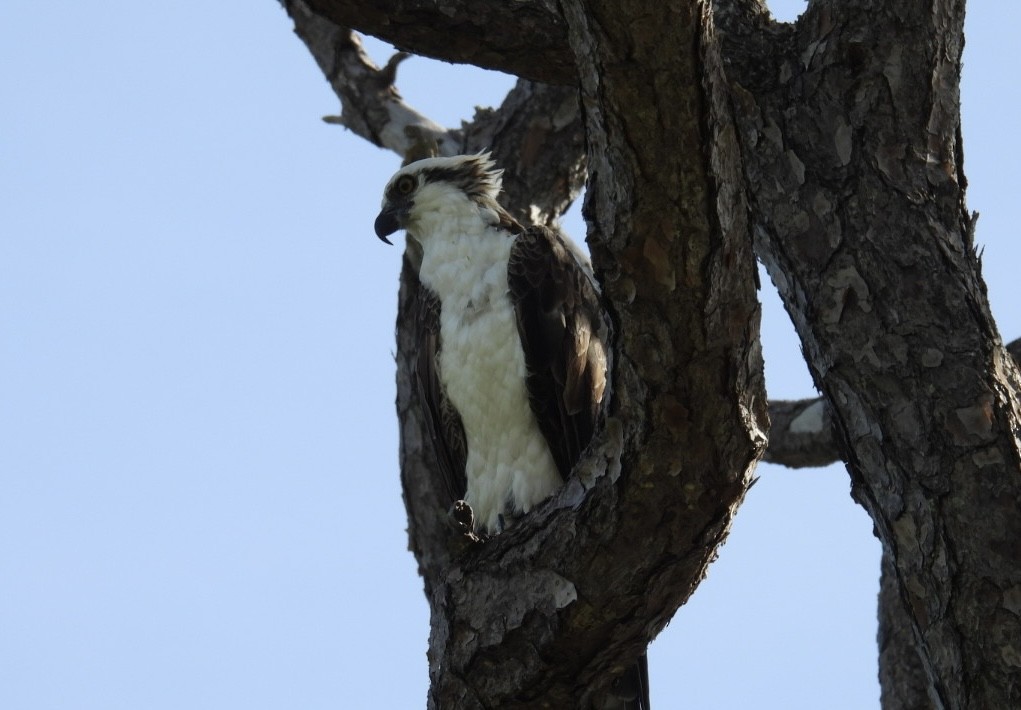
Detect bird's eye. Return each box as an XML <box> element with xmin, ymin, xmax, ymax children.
<box><xmin>396</xmin><ymin>175</ymin><xmax>415</xmax><ymax>195</ymax></box>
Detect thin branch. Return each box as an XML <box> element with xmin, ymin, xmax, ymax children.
<box><xmin>285</xmin><ymin>1</ymin><xmax>587</xmax><ymax>223</ymax></box>
<box><xmin>764</xmin><ymin>337</ymin><xmax>1021</xmax><ymax>470</ymax></box>
<box><xmin>764</xmin><ymin>398</ymin><xmax>839</xmax><ymax>468</ymax></box>
<box><xmin>285</xmin><ymin>0</ymin><xmax>458</xmax><ymax>159</ymax></box>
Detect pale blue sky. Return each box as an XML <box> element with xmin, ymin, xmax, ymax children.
<box><xmin>2</xmin><ymin>2</ymin><xmax>1018</xmax><ymax>708</ymax></box>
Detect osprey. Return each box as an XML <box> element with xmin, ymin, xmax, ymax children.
<box><xmin>375</xmin><ymin>153</ymin><xmax>608</xmax><ymax>534</ymax></box>
<box><xmin>375</xmin><ymin>154</ymin><xmax>648</xmax><ymax>709</ymax></box>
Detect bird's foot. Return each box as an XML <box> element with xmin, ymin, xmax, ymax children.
<box><xmin>448</xmin><ymin>500</ymin><xmax>484</xmax><ymax>544</ymax></box>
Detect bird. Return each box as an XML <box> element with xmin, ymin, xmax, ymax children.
<box><xmin>374</xmin><ymin>152</ymin><xmax>608</xmax><ymax>534</ymax></box>
<box><xmin>374</xmin><ymin>153</ymin><xmax>649</xmax><ymax>709</ymax></box>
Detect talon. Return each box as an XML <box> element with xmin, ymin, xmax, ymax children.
<box><xmin>449</xmin><ymin>500</ymin><xmax>484</xmax><ymax>543</ymax></box>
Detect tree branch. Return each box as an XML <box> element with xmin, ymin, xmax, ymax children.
<box><xmin>294</xmin><ymin>0</ymin><xmax>779</xmax><ymax>86</ymax></box>
<box><xmin>284</xmin><ymin>0</ymin><xmax>459</xmax><ymax>158</ymax></box>
<box><xmin>285</xmin><ymin>0</ymin><xmax>587</xmax><ymax>222</ymax></box>
<box><xmin>764</xmin><ymin>338</ymin><xmax>1021</xmax><ymax>470</ymax></box>
<box><xmin>301</xmin><ymin>0</ymin><xmax>574</xmax><ymax>85</ymax></box>
<box><xmin>764</xmin><ymin>398</ymin><xmax>839</xmax><ymax>468</ymax></box>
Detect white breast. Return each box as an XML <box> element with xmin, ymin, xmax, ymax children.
<box><xmin>417</xmin><ymin>216</ymin><xmax>562</xmax><ymax>533</ymax></box>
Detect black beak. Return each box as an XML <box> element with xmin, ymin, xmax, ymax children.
<box><xmin>374</xmin><ymin>205</ymin><xmax>402</xmax><ymax>245</ymax></box>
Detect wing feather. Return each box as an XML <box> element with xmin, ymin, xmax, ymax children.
<box><xmin>415</xmin><ymin>285</ymin><xmax>468</xmax><ymax>505</ymax></box>
<box><xmin>507</xmin><ymin>225</ymin><xmax>608</xmax><ymax>479</ymax></box>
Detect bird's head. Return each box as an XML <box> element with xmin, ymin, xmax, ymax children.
<box><xmin>373</xmin><ymin>152</ymin><xmax>510</xmax><ymax>244</ymax></box>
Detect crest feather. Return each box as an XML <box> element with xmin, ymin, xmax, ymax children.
<box><xmin>411</xmin><ymin>152</ymin><xmax>504</xmax><ymax>201</ymax></box>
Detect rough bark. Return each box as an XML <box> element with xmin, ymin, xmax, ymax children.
<box><xmin>282</xmin><ymin>0</ymin><xmax>1021</xmax><ymax>708</ymax></box>
<box><xmin>724</xmin><ymin>1</ymin><xmax>1021</xmax><ymax>707</ymax></box>
<box><xmin>768</xmin><ymin>337</ymin><xmax>1020</xmax><ymax>471</ymax></box>
<box><xmin>302</xmin><ymin>0</ymin><xmax>574</xmax><ymax>84</ymax></box>
<box><xmin>880</xmin><ymin>552</ymin><xmax>937</xmax><ymax>710</ymax></box>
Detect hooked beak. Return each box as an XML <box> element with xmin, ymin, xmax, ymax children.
<box><xmin>374</xmin><ymin>204</ymin><xmax>404</xmax><ymax>245</ymax></box>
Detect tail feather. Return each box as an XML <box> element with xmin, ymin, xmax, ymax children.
<box><xmin>608</xmin><ymin>653</ymin><xmax>650</xmax><ymax>710</ymax></box>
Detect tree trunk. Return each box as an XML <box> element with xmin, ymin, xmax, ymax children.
<box><xmin>723</xmin><ymin>2</ymin><xmax>1021</xmax><ymax>706</ymax></box>
<box><xmin>283</xmin><ymin>0</ymin><xmax>1021</xmax><ymax>707</ymax></box>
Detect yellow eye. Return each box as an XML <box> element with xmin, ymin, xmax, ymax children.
<box><xmin>395</xmin><ymin>175</ymin><xmax>415</xmax><ymax>195</ymax></box>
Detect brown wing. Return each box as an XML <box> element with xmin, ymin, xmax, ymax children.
<box><xmin>507</xmin><ymin>225</ymin><xmax>609</xmax><ymax>479</ymax></box>
<box><xmin>415</xmin><ymin>284</ymin><xmax>468</xmax><ymax>505</ymax></box>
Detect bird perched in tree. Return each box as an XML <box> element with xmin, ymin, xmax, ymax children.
<box><xmin>374</xmin><ymin>153</ymin><xmax>648</xmax><ymax>709</ymax></box>
<box><xmin>374</xmin><ymin>152</ymin><xmax>608</xmax><ymax>535</ymax></box>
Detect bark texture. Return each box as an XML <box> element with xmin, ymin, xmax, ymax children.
<box><xmin>283</xmin><ymin>0</ymin><xmax>1021</xmax><ymax>707</ymax></box>
<box><xmin>880</xmin><ymin>552</ymin><xmax>937</xmax><ymax>710</ymax></box>
<box><xmin>723</xmin><ymin>2</ymin><xmax>1021</xmax><ymax>707</ymax></box>
<box><xmin>303</xmin><ymin>0</ymin><xmax>574</xmax><ymax>84</ymax></box>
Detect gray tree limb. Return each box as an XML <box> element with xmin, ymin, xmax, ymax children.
<box><xmin>286</xmin><ymin>0</ymin><xmax>457</xmax><ymax>157</ymax></box>
<box><xmin>763</xmin><ymin>398</ymin><xmax>839</xmax><ymax>468</ymax></box>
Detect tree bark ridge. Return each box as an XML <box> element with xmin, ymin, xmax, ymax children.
<box><xmin>557</xmin><ymin>0</ymin><xmax>768</xmax><ymax>701</ymax></box>
<box><xmin>725</xmin><ymin>2</ymin><xmax>1021</xmax><ymax>707</ymax></box>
